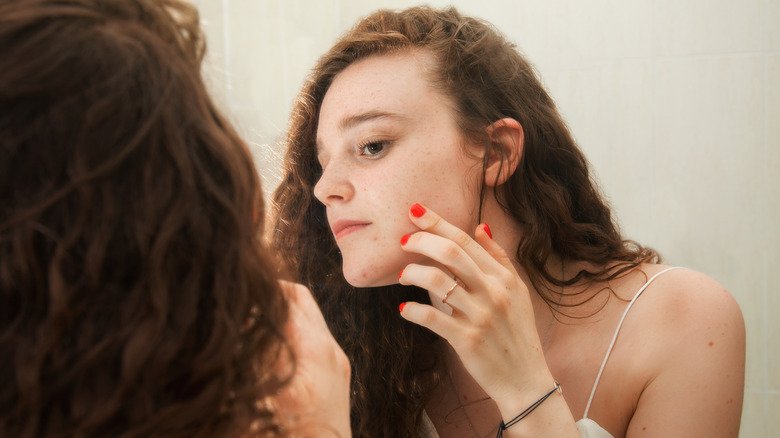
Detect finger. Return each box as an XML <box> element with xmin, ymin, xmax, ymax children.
<box><xmin>398</xmin><ymin>300</ymin><xmax>466</xmax><ymax>345</ymax></box>
<box><xmin>407</xmin><ymin>203</ymin><xmax>505</xmax><ymax>276</ymax></box>
<box><xmin>401</xmin><ymin>230</ymin><xmax>487</xmax><ymax>290</ymax></box>
<box><xmin>279</xmin><ymin>282</ymin><xmax>344</xmax><ymax>371</ymax></box>
<box><xmin>399</xmin><ymin>263</ymin><xmax>477</xmax><ymax>312</ymax></box>
<box><xmin>280</xmin><ymin>283</ymin><xmax>347</xmax><ymax>371</ymax></box>
<box><xmin>473</xmin><ymin>222</ymin><xmax>515</xmax><ymax>272</ymax></box>
<box><xmin>279</xmin><ymin>285</ymin><xmax>306</xmax><ymax>353</ymax></box>
<box><xmin>279</xmin><ymin>281</ymin><xmax>330</xmax><ymax>329</ymax></box>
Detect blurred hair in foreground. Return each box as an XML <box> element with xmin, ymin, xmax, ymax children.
<box><xmin>0</xmin><ymin>1</ymin><xmax>290</xmax><ymax>436</ymax></box>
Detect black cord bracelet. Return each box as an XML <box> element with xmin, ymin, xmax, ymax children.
<box><xmin>496</xmin><ymin>381</ymin><xmax>562</xmax><ymax>437</ymax></box>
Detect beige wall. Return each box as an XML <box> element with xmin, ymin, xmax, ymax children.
<box><xmin>192</xmin><ymin>0</ymin><xmax>779</xmax><ymax>435</ymax></box>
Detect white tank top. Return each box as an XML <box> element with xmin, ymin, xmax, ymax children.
<box><xmin>419</xmin><ymin>267</ymin><xmax>681</xmax><ymax>438</ymax></box>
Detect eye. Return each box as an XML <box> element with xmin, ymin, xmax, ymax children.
<box><xmin>358</xmin><ymin>140</ymin><xmax>389</xmax><ymax>158</ymax></box>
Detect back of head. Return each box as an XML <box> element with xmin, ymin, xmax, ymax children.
<box><xmin>0</xmin><ymin>1</ymin><xmax>287</xmax><ymax>436</ymax></box>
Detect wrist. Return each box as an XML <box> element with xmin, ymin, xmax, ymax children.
<box><xmin>493</xmin><ymin>371</ymin><xmax>558</xmax><ymax>421</ymax></box>
<box><xmin>495</xmin><ymin>379</ymin><xmax>568</xmax><ymax>438</ymax></box>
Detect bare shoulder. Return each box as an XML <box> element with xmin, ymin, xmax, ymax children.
<box><xmin>624</xmin><ymin>265</ymin><xmax>745</xmax><ymax>436</ymax></box>
<box><xmin>633</xmin><ymin>265</ymin><xmax>744</xmax><ymax>340</ymax></box>
<box><xmin>619</xmin><ymin>264</ymin><xmax>746</xmax><ymax>377</ymax></box>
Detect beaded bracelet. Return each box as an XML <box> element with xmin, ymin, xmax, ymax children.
<box><xmin>496</xmin><ymin>381</ymin><xmax>562</xmax><ymax>437</ymax></box>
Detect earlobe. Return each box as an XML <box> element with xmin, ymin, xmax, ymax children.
<box><xmin>484</xmin><ymin>117</ymin><xmax>524</xmax><ymax>187</ymax></box>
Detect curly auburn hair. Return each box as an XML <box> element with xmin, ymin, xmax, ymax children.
<box><xmin>0</xmin><ymin>0</ymin><xmax>289</xmax><ymax>436</ymax></box>
<box><xmin>271</xmin><ymin>5</ymin><xmax>660</xmax><ymax>437</ymax></box>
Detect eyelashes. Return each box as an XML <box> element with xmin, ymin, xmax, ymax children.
<box><xmin>317</xmin><ymin>137</ymin><xmax>395</xmax><ymax>169</ymax></box>
<box><xmin>357</xmin><ymin>139</ymin><xmax>391</xmax><ymax>158</ymax></box>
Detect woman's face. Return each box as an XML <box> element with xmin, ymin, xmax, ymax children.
<box><xmin>314</xmin><ymin>50</ymin><xmax>484</xmax><ymax>287</ymax></box>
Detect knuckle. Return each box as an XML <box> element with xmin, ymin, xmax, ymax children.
<box><xmin>440</xmin><ymin>241</ymin><xmax>461</xmax><ymax>261</ymax></box>
<box><xmin>419</xmin><ymin>307</ymin><xmax>438</xmax><ymax>327</ymax></box>
<box><xmin>460</xmin><ymin>328</ymin><xmax>483</xmax><ymax>351</ymax></box>
<box><xmin>433</xmin><ymin>271</ymin><xmax>451</xmax><ymax>290</ymax></box>
<box><xmin>294</xmin><ymin>283</ymin><xmax>311</xmax><ymax>295</ymax></box>
<box><xmin>472</xmin><ymin>308</ymin><xmax>492</xmax><ymax>329</ymax></box>
<box><xmin>343</xmin><ymin>363</ymin><xmax>351</xmax><ymax>380</ymax></box>
<box><xmin>498</xmin><ymin>270</ymin><xmax>514</xmax><ymax>286</ymax></box>
<box><xmin>453</xmin><ymin>229</ymin><xmax>471</xmax><ymax>248</ymax></box>
<box><xmin>336</xmin><ymin>349</ymin><xmax>350</xmax><ymax>373</ymax></box>
<box><xmin>492</xmin><ymin>291</ymin><xmax>511</xmax><ymax>312</ymax></box>
<box><xmin>427</xmin><ymin>214</ymin><xmax>443</xmax><ymax>230</ymax></box>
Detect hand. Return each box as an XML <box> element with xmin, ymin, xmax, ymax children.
<box><xmin>274</xmin><ymin>281</ymin><xmax>351</xmax><ymax>437</ymax></box>
<box><xmin>397</xmin><ymin>203</ymin><xmax>553</xmax><ymax>413</ymax></box>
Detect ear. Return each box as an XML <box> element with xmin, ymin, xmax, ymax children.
<box><xmin>483</xmin><ymin>117</ymin><xmax>524</xmax><ymax>187</ymax></box>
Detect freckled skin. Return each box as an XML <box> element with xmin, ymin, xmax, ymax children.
<box><xmin>314</xmin><ymin>50</ymin><xmax>483</xmax><ymax>287</ymax></box>
<box><xmin>312</xmin><ymin>45</ymin><xmax>746</xmax><ymax>438</ymax></box>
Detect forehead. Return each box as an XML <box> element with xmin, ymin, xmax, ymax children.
<box><xmin>317</xmin><ymin>49</ymin><xmax>456</xmax><ymax>140</ymax></box>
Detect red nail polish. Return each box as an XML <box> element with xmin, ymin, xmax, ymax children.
<box><xmin>398</xmin><ymin>269</ymin><xmax>404</xmax><ymax>279</ymax></box>
<box><xmin>483</xmin><ymin>223</ymin><xmax>493</xmax><ymax>239</ymax></box>
<box><xmin>399</xmin><ymin>302</ymin><xmax>406</xmax><ymax>312</ymax></box>
<box><xmin>400</xmin><ymin>233</ymin><xmax>411</xmax><ymax>245</ymax></box>
<box><xmin>410</xmin><ymin>203</ymin><xmax>426</xmax><ymax>218</ymax></box>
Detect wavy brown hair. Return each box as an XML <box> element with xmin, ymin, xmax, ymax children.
<box><xmin>271</xmin><ymin>6</ymin><xmax>659</xmax><ymax>437</ymax></box>
<box><xmin>0</xmin><ymin>0</ymin><xmax>290</xmax><ymax>436</ymax></box>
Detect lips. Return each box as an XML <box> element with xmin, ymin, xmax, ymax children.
<box><xmin>330</xmin><ymin>219</ymin><xmax>371</xmax><ymax>240</ymax></box>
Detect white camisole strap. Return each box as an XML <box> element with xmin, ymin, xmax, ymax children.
<box><xmin>581</xmin><ymin>266</ymin><xmax>682</xmax><ymax>419</ymax></box>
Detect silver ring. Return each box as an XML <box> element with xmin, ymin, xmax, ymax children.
<box><xmin>442</xmin><ymin>279</ymin><xmax>459</xmax><ymax>303</ymax></box>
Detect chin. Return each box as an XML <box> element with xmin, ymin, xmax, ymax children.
<box><xmin>343</xmin><ymin>270</ymin><xmax>395</xmax><ymax>288</ymax></box>
<box><xmin>341</xmin><ymin>261</ymin><xmax>396</xmax><ymax>288</ymax></box>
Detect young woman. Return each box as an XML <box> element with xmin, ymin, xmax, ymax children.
<box><xmin>272</xmin><ymin>6</ymin><xmax>745</xmax><ymax>437</ymax></box>
<box><xmin>0</xmin><ymin>0</ymin><xmax>349</xmax><ymax>436</ymax></box>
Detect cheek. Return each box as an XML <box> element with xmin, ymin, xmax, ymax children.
<box><xmin>410</xmin><ymin>167</ymin><xmax>481</xmax><ymax>230</ymax></box>
<box><xmin>358</xmin><ymin>168</ymin><xmax>421</xmax><ymax>219</ymax></box>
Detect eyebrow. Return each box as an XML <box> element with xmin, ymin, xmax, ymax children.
<box><xmin>316</xmin><ymin>110</ymin><xmax>409</xmax><ymax>154</ymax></box>
<box><xmin>338</xmin><ymin>110</ymin><xmax>410</xmax><ymax>131</ymax></box>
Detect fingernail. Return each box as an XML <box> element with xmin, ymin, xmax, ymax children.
<box><xmin>399</xmin><ymin>302</ymin><xmax>406</xmax><ymax>312</ymax></box>
<box><xmin>398</xmin><ymin>269</ymin><xmax>404</xmax><ymax>279</ymax></box>
<box><xmin>400</xmin><ymin>233</ymin><xmax>411</xmax><ymax>245</ymax></box>
<box><xmin>483</xmin><ymin>223</ymin><xmax>493</xmax><ymax>239</ymax></box>
<box><xmin>410</xmin><ymin>203</ymin><xmax>426</xmax><ymax>218</ymax></box>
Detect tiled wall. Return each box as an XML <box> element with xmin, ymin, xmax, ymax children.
<box><xmin>192</xmin><ymin>1</ymin><xmax>779</xmax><ymax>435</ymax></box>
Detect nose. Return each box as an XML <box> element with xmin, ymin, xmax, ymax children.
<box><xmin>313</xmin><ymin>160</ymin><xmax>354</xmax><ymax>206</ymax></box>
